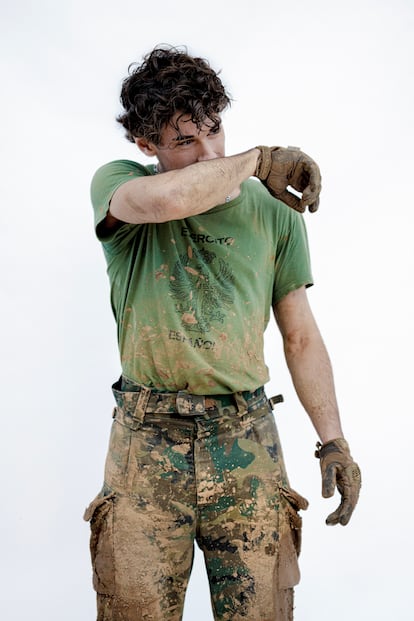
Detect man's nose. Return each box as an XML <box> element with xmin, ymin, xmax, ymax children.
<box><xmin>197</xmin><ymin>140</ymin><xmax>216</xmax><ymax>161</ymax></box>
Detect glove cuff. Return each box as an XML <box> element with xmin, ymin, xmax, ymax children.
<box><xmin>315</xmin><ymin>438</ymin><xmax>350</xmax><ymax>460</ymax></box>
<box><xmin>254</xmin><ymin>145</ymin><xmax>273</xmax><ymax>179</ymax></box>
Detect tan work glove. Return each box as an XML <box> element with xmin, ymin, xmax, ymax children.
<box><xmin>315</xmin><ymin>438</ymin><xmax>361</xmax><ymax>526</ymax></box>
<box><xmin>255</xmin><ymin>145</ymin><xmax>321</xmax><ymax>213</ymax></box>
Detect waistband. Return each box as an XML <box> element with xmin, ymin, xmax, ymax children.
<box><xmin>111</xmin><ymin>376</ymin><xmax>278</xmax><ymax>427</ymax></box>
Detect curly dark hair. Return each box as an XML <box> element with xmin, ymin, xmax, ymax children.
<box><xmin>116</xmin><ymin>45</ymin><xmax>231</xmax><ymax>144</ymax></box>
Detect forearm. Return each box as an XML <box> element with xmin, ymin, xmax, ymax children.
<box><xmin>164</xmin><ymin>148</ymin><xmax>259</xmax><ymax>219</ymax></box>
<box><xmin>111</xmin><ymin>148</ymin><xmax>260</xmax><ymax>223</ymax></box>
<box><xmin>275</xmin><ymin>288</ymin><xmax>360</xmax><ymax>526</ymax></box>
<box><xmin>284</xmin><ymin>333</ymin><xmax>344</xmax><ymax>443</ymax></box>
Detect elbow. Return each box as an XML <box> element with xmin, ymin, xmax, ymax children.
<box><xmin>112</xmin><ymin>174</ymin><xmax>189</xmax><ymax>224</ymax></box>
<box><xmin>283</xmin><ymin>329</ymin><xmax>312</xmax><ymax>358</ymax></box>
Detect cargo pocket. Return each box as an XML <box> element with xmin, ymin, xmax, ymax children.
<box><xmin>83</xmin><ymin>492</ymin><xmax>116</xmax><ymax>595</ymax></box>
<box><xmin>277</xmin><ymin>486</ymin><xmax>309</xmax><ymax>589</ymax></box>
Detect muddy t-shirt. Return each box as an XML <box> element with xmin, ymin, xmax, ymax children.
<box><xmin>90</xmin><ymin>159</ymin><xmax>313</xmax><ymax>394</ymax></box>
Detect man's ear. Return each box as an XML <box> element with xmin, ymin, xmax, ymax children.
<box><xmin>135</xmin><ymin>137</ymin><xmax>158</xmax><ymax>157</ymax></box>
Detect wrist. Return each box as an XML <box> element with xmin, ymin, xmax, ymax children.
<box><xmin>315</xmin><ymin>437</ymin><xmax>349</xmax><ymax>459</ymax></box>
<box><xmin>251</xmin><ymin>147</ymin><xmax>262</xmax><ymax>176</ymax></box>
<box><xmin>242</xmin><ymin>147</ymin><xmax>261</xmax><ymax>177</ymax></box>
<box><xmin>319</xmin><ymin>433</ymin><xmax>345</xmax><ymax>445</ymax></box>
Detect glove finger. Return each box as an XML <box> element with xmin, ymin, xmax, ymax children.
<box><xmin>322</xmin><ymin>463</ymin><xmax>337</xmax><ymax>498</ymax></box>
<box><xmin>275</xmin><ymin>189</ymin><xmax>305</xmax><ymax>213</ymax></box>
<box><xmin>300</xmin><ymin>172</ymin><xmax>321</xmax><ymax>207</ymax></box>
<box><xmin>327</xmin><ymin>479</ymin><xmax>358</xmax><ymax>525</ymax></box>
<box><xmin>302</xmin><ymin>156</ymin><xmax>322</xmax><ymax>189</ymax></box>
<box><xmin>290</xmin><ymin>155</ymin><xmax>321</xmax><ymax>190</ymax></box>
<box><xmin>324</xmin><ymin>479</ymin><xmax>350</xmax><ymax>525</ymax></box>
<box><xmin>337</xmin><ymin>483</ymin><xmax>353</xmax><ymax>525</ymax></box>
<box><xmin>326</xmin><ymin>504</ymin><xmax>343</xmax><ymax>526</ymax></box>
<box><xmin>339</xmin><ymin>472</ymin><xmax>362</xmax><ymax>525</ymax></box>
<box><xmin>300</xmin><ymin>189</ymin><xmax>320</xmax><ymax>212</ymax></box>
<box><xmin>308</xmin><ymin>200</ymin><xmax>320</xmax><ymax>213</ymax></box>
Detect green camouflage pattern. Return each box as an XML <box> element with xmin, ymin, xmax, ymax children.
<box><xmin>84</xmin><ymin>384</ymin><xmax>308</xmax><ymax>620</ymax></box>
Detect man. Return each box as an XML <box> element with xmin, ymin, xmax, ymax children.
<box><xmin>84</xmin><ymin>45</ymin><xmax>361</xmax><ymax>621</ymax></box>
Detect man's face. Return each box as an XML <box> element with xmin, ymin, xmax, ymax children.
<box><xmin>137</xmin><ymin>112</ymin><xmax>225</xmax><ymax>172</ymax></box>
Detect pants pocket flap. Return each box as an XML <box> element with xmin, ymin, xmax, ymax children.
<box><xmin>83</xmin><ymin>492</ymin><xmax>116</xmax><ymax>522</ymax></box>
<box><xmin>280</xmin><ymin>486</ymin><xmax>309</xmax><ymax>512</ymax></box>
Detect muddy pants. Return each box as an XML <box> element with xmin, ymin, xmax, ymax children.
<box><xmin>84</xmin><ymin>378</ymin><xmax>307</xmax><ymax>621</ymax></box>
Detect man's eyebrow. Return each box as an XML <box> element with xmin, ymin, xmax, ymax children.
<box><xmin>172</xmin><ymin>124</ymin><xmax>221</xmax><ymax>142</ymax></box>
<box><xmin>172</xmin><ymin>133</ymin><xmax>194</xmax><ymax>142</ymax></box>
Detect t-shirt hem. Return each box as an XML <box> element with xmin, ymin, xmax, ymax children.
<box><xmin>273</xmin><ymin>280</ymin><xmax>313</xmax><ymax>304</ymax></box>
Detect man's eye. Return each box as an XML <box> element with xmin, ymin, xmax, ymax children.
<box><xmin>176</xmin><ymin>139</ymin><xmax>194</xmax><ymax>147</ymax></box>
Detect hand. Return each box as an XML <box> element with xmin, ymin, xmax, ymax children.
<box><xmin>255</xmin><ymin>145</ymin><xmax>321</xmax><ymax>213</ymax></box>
<box><xmin>315</xmin><ymin>438</ymin><xmax>361</xmax><ymax>526</ymax></box>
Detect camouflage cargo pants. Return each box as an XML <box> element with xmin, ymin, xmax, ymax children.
<box><xmin>84</xmin><ymin>378</ymin><xmax>308</xmax><ymax>621</ymax></box>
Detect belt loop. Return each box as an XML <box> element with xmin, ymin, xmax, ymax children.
<box><xmin>113</xmin><ymin>406</ymin><xmax>141</xmax><ymax>431</ymax></box>
<box><xmin>134</xmin><ymin>386</ymin><xmax>152</xmax><ymax>420</ymax></box>
<box><xmin>233</xmin><ymin>392</ymin><xmax>248</xmax><ymax>416</ymax></box>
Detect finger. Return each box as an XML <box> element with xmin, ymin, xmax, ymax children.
<box><xmin>322</xmin><ymin>464</ymin><xmax>337</xmax><ymax>498</ymax></box>
<box><xmin>325</xmin><ymin>483</ymin><xmax>350</xmax><ymax>525</ymax></box>
<box><xmin>340</xmin><ymin>470</ymin><xmax>362</xmax><ymax>525</ymax></box>
<box><xmin>337</xmin><ymin>483</ymin><xmax>353</xmax><ymax>525</ymax></box>
<box><xmin>326</xmin><ymin>505</ymin><xmax>343</xmax><ymax>526</ymax></box>
<box><xmin>308</xmin><ymin>200</ymin><xmax>320</xmax><ymax>213</ymax></box>
<box><xmin>300</xmin><ymin>194</ymin><xmax>319</xmax><ymax>213</ymax></box>
<box><xmin>327</xmin><ymin>480</ymin><xmax>358</xmax><ymax>526</ymax></box>
<box><xmin>339</xmin><ymin>508</ymin><xmax>353</xmax><ymax>526</ymax></box>
<box><xmin>302</xmin><ymin>157</ymin><xmax>322</xmax><ymax>189</ymax></box>
<box><xmin>275</xmin><ymin>189</ymin><xmax>306</xmax><ymax>212</ymax></box>
<box><xmin>300</xmin><ymin>186</ymin><xmax>320</xmax><ymax>212</ymax></box>
<box><xmin>339</xmin><ymin>497</ymin><xmax>359</xmax><ymax>525</ymax></box>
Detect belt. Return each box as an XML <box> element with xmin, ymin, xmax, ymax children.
<box><xmin>111</xmin><ymin>377</ymin><xmax>281</xmax><ymax>426</ymax></box>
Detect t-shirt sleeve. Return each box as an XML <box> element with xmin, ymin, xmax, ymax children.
<box><xmin>272</xmin><ymin>204</ymin><xmax>314</xmax><ymax>303</ymax></box>
<box><xmin>90</xmin><ymin>159</ymin><xmax>152</xmax><ymax>251</ymax></box>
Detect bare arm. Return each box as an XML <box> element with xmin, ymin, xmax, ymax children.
<box><xmin>273</xmin><ymin>286</ymin><xmax>344</xmax><ymax>443</ymax></box>
<box><xmin>109</xmin><ymin>148</ymin><xmax>260</xmax><ymax>225</ymax></box>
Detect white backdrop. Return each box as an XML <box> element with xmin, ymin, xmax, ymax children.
<box><xmin>1</xmin><ymin>0</ymin><xmax>413</xmax><ymax>619</ymax></box>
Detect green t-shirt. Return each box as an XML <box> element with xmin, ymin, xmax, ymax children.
<box><xmin>90</xmin><ymin>159</ymin><xmax>313</xmax><ymax>394</ymax></box>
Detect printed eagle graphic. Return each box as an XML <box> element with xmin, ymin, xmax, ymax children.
<box><xmin>169</xmin><ymin>247</ymin><xmax>235</xmax><ymax>333</ymax></box>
